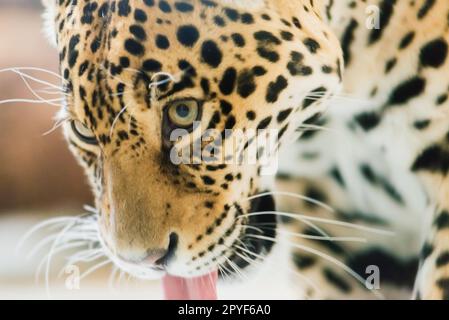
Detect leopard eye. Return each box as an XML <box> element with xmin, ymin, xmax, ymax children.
<box><xmin>71</xmin><ymin>120</ymin><xmax>97</xmax><ymax>145</ymax></box>
<box><xmin>166</xmin><ymin>99</ymin><xmax>200</xmax><ymax>128</ymax></box>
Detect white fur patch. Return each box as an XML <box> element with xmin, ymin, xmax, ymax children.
<box><xmin>41</xmin><ymin>0</ymin><xmax>57</xmax><ymax>47</ymax></box>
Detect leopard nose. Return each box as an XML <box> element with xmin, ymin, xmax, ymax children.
<box><xmin>117</xmin><ymin>233</ymin><xmax>179</xmax><ymax>266</ymax></box>
<box><xmin>146</xmin><ymin>233</ymin><xmax>179</xmax><ymax>266</ymax></box>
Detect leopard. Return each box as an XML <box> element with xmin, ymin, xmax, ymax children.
<box><xmin>40</xmin><ymin>0</ymin><xmax>449</xmax><ymax>299</ymax></box>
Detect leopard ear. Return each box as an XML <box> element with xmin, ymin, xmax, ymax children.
<box><xmin>41</xmin><ymin>0</ymin><xmax>58</xmax><ymax>47</ymax></box>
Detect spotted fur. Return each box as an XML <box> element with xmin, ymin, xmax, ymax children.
<box><xmin>41</xmin><ymin>0</ymin><xmax>449</xmax><ymax>299</ymax></box>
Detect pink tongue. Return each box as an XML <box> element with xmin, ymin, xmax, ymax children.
<box><xmin>163</xmin><ymin>271</ymin><xmax>218</xmax><ymax>300</ymax></box>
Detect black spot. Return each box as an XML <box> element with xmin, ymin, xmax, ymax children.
<box><xmin>129</xmin><ymin>25</ymin><xmax>146</xmax><ymax>41</ymax></box>
<box><xmin>142</xmin><ymin>59</ymin><xmax>162</xmax><ymax>72</ymax></box>
<box><xmin>213</xmin><ymin>15</ymin><xmax>226</xmax><ymax>27</ymax></box>
<box><xmin>177</xmin><ymin>25</ymin><xmax>200</xmax><ymax>47</ymax></box>
<box><xmin>246</xmin><ymin>111</ymin><xmax>256</xmax><ymax>121</ymax></box>
<box><xmin>355</xmin><ymin>112</ymin><xmax>381</xmax><ymax>131</ymax></box>
<box><xmin>118</xmin><ymin>0</ymin><xmax>131</xmax><ymax>17</ymax></box>
<box><xmin>68</xmin><ymin>35</ymin><xmax>80</xmax><ymax>68</ymax></box>
<box><xmin>237</xmin><ymin>69</ymin><xmax>256</xmax><ymax>98</ymax></box>
<box><xmin>399</xmin><ymin>31</ymin><xmax>415</xmax><ymax>49</ymax></box>
<box><xmin>292</xmin><ymin>17</ymin><xmax>301</xmax><ymax>29</ymax></box>
<box><xmin>156</xmin><ymin>34</ymin><xmax>170</xmax><ymax>49</ymax></box>
<box><xmin>159</xmin><ymin>1</ymin><xmax>172</xmax><ymax>13</ymax></box>
<box><xmin>81</xmin><ymin>2</ymin><xmax>98</xmax><ymax>24</ymax></box>
<box><xmin>341</xmin><ymin>19</ymin><xmax>358</xmax><ymax>65</ymax></box>
<box><xmin>119</xmin><ymin>56</ymin><xmax>130</xmax><ymax>68</ymax></box>
<box><xmin>412</xmin><ymin>145</ymin><xmax>449</xmax><ymax>174</ymax></box>
<box><xmin>178</xmin><ymin>60</ymin><xmax>197</xmax><ymax>77</ymax></box>
<box><xmin>257</xmin><ymin>47</ymin><xmax>279</xmax><ymax>62</ymax></box>
<box><xmin>266</xmin><ymin>76</ymin><xmax>288</xmax><ymax>103</ymax></box>
<box><xmin>134</xmin><ymin>9</ymin><xmax>148</xmax><ymax>22</ymax></box>
<box><xmin>385</xmin><ymin>58</ymin><xmax>397</xmax><ymax>73</ymax></box>
<box><xmin>219</xmin><ymin>100</ymin><xmax>232</xmax><ymax>115</ymax></box>
<box><xmin>287</xmin><ymin>51</ymin><xmax>312</xmax><ymax>76</ymax></box>
<box><xmin>277</xmin><ymin>108</ymin><xmax>293</xmax><ymax>123</ymax></box>
<box><xmin>417</xmin><ymin>0</ymin><xmax>436</xmax><ymax>19</ymax></box>
<box><xmin>436</xmin><ymin>278</ymin><xmax>449</xmax><ymax>297</ymax></box>
<box><xmin>202</xmin><ymin>176</ymin><xmax>216</xmax><ymax>185</ymax></box>
<box><xmin>241</xmin><ymin>13</ymin><xmax>254</xmax><ymax>24</ymax></box>
<box><xmin>292</xmin><ymin>253</ymin><xmax>316</xmax><ymax>269</ymax></box>
<box><xmin>254</xmin><ymin>31</ymin><xmax>281</xmax><ymax>45</ymax></box>
<box><xmin>125</xmin><ymin>38</ymin><xmax>144</xmax><ymax>56</ymax></box>
<box><xmin>219</xmin><ymin>68</ymin><xmax>237</xmax><ymax>95</ymax></box>
<box><xmin>388</xmin><ymin>77</ymin><xmax>426</xmax><ymax>106</ymax></box>
<box><xmin>420</xmin><ymin>38</ymin><xmax>448</xmax><ymax>68</ymax></box>
<box><xmin>175</xmin><ymin>2</ymin><xmax>194</xmax><ymax>12</ymax></box>
<box><xmin>434</xmin><ymin>211</ymin><xmax>449</xmax><ymax>230</ymax></box>
<box><xmin>330</xmin><ymin>167</ymin><xmax>345</xmax><ymax>187</ymax></box>
<box><xmin>231</xmin><ymin>33</ymin><xmax>245</xmax><ymax>47</ymax></box>
<box><xmin>257</xmin><ymin>116</ymin><xmax>272</xmax><ymax>130</ymax></box>
<box><xmin>280</xmin><ymin>31</ymin><xmax>294</xmax><ymax>41</ymax></box>
<box><xmin>421</xmin><ymin>242</ymin><xmax>434</xmax><ymax>261</ymax></box>
<box><xmin>436</xmin><ymin>94</ymin><xmax>448</xmax><ymax>105</ymax></box>
<box><xmin>414</xmin><ymin>119</ymin><xmax>431</xmax><ymax>130</ymax></box>
<box><xmin>368</xmin><ymin>0</ymin><xmax>396</xmax><ymax>45</ymax></box>
<box><xmin>303</xmin><ymin>38</ymin><xmax>320</xmax><ymax>53</ymax></box>
<box><xmin>436</xmin><ymin>252</ymin><xmax>449</xmax><ymax>267</ymax></box>
<box><xmin>224</xmin><ymin>115</ymin><xmax>236</xmax><ymax>130</ymax></box>
<box><xmin>200</xmin><ymin>78</ymin><xmax>210</xmax><ymax>95</ymax></box>
<box><xmin>201</xmin><ymin>40</ymin><xmax>222</xmax><ymax>67</ymax></box>
<box><xmin>224</xmin><ymin>8</ymin><xmax>239</xmax><ymax>21</ymax></box>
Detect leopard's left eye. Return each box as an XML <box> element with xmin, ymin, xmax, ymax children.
<box><xmin>166</xmin><ymin>99</ymin><xmax>200</xmax><ymax>128</ymax></box>
<box><xmin>71</xmin><ymin>120</ymin><xmax>97</xmax><ymax>145</ymax></box>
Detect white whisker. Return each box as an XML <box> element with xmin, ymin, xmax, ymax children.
<box><xmin>79</xmin><ymin>259</ymin><xmax>111</xmax><ymax>280</ymax></box>
<box><xmin>232</xmin><ymin>244</ymin><xmax>321</xmax><ymax>298</ymax></box>
<box><xmin>16</xmin><ymin>217</ymin><xmax>79</xmax><ymax>255</ymax></box>
<box><xmin>246</xmin><ymin>234</ymin><xmax>384</xmax><ymax>299</ymax></box>
<box><xmin>0</xmin><ymin>67</ymin><xmax>63</xmax><ymax>80</ymax></box>
<box><xmin>245</xmin><ymin>191</ymin><xmax>335</xmax><ymax>213</ymax></box>
<box><xmin>0</xmin><ymin>98</ymin><xmax>63</xmax><ymax>106</ymax></box>
<box><xmin>109</xmin><ymin>104</ymin><xmax>129</xmax><ymax>137</ymax></box>
<box><xmin>240</xmin><ymin>211</ymin><xmax>394</xmax><ymax>236</ymax></box>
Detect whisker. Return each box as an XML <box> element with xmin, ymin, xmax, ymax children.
<box><xmin>246</xmin><ymin>234</ymin><xmax>384</xmax><ymax>299</ymax></box>
<box><xmin>35</xmin><ymin>241</ymin><xmax>86</xmax><ymax>285</ymax></box>
<box><xmin>240</xmin><ymin>211</ymin><xmax>394</xmax><ymax>236</ymax></box>
<box><xmin>242</xmin><ymin>225</ymin><xmax>368</xmax><ymax>244</ymax></box>
<box><xmin>0</xmin><ymin>67</ymin><xmax>63</xmax><ymax>80</ymax></box>
<box><xmin>79</xmin><ymin>259</ymin><xmax>111</xmax><ymax>281</ymax></box>
<box><xmin>109</xmin><ymin>104</ymin><xmax>130</xmax><ymax>137</ymax></box>
<box><xmin>44</xmin><ymin>220</ymin><xmax>81</xmax><ymax>297</ymax></box>
<box><xmin>16</xmin><ymin>73</ymin><xmax>63</xmax><ymax>107</ymax></box>
<box><xmin>245</xmin><ymin>191</ymin><xmax>335</xmax><ymax>213</ymax></box>
<box><xmin>232</xmin><ymin>244</ymin><xmax>321</xmax><ymax>298</ymax></box>
<box><xmin>16</xmin><ymin>217</ymin><xmax>79</xmax><ymax>255</ymax></box>
<box><xmin>0</xmin><ymin>98</ymin><xmax>63</xmax><ymax>106</ymax></box>
<box><xmin>42</xmin><ymin>117</ymin><xmax>69</xmax><ymax>136</ymax></box>
<box><xmin>108</xmin><ymin>266</ymin><xmax>120</xmax><ymax>292</ymax></box>
<box><xmin>296</xmin><ymin>124</ymin><xmax>338</xmax><ymax>135</ymax></box>
<box><xmin>56</xmin><ymin>247</ymin><xmax>102</xmax><ymax>278</ymax></box>
<box><xmin>1</xmin><ymin>68</ymin><xmax>63</xmax><ymax>90</ymax></box>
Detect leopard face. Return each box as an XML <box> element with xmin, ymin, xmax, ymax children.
<box><xmin>43</xmin><ymin>0</ymin><xmax>343</xmax><ymax>279</ymax></box>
